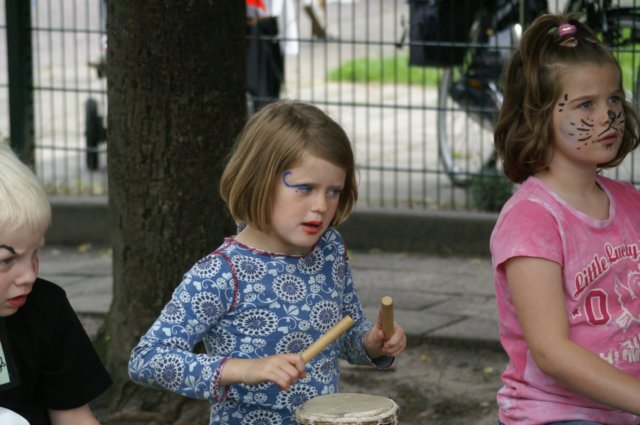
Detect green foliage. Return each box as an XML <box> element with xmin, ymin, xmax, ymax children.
<box><xmin>469</xmin><ymin>165</ymin><xmax>514</xmax><ymax>212</ymax></box>
<box><xmin>327</xmin><ymin>49</ymin><xmax>639</xmax><ymax>93</ymax></box>
<box><xmin>327</xmin><ymin>55</ymin><xmax>440</xmax><ymax>86</ymax></box>
<box><xmin>614</xmin><ymin>49</ymin><xmax>639</xmax><ymax>96</ymax></box>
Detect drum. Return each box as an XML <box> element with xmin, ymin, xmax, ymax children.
<box><xmin>295</xmin><ymin>393</ymin><xmax>398</xmax><ymax>425</ymax></box>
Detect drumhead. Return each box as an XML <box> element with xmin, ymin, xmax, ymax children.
<box><xmin>295</xmin><ymin>393</ymin><xmax>398</xmax><ymax>424</ymax></box>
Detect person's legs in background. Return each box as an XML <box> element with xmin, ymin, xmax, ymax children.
<box><xmin>304</xmin><ymin>0</ymin><xmax>327</xmax><ymax>39</ymax></box>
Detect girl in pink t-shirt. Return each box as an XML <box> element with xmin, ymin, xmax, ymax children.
<box><xmin>491</xmin><ymin>13</ymin><xmax>640</xmax><ymax>425</ymax></box>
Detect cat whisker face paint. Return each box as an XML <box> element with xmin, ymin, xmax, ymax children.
<box><xmin>595</xmin><ymin>109</ymin><xmax>625</xmax><ymax>139</ymax></box>
<box><xmin>556</xmin><ymin>91</ymin><xmax>624</xmax><ymax>151</ymax></box>
<box><xmin>557</xmin><ymin>93</ymin><xmax>568</xmax><ymax>112</ymax></box>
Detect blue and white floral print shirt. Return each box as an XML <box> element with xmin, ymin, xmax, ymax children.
<box><xmin>128</xmin><ymin>228</ymin><xmax>391</xmax><ymax>425</ymax></box>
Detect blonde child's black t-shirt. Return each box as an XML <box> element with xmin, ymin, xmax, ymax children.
<box><xmin>0</xmin><ymin>278</ymin><xmax>112</xmax><ymax>424</ymax></box>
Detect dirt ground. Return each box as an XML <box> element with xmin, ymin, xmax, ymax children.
<box><xmin>339</xmin><ymin>339</ymin><xmax>506</xmax><ymax>425</ymax></box>
<box><xmin>83</xmin><ymin>314</ymin><xmax>507</xmax><ymax>425</ymax></box>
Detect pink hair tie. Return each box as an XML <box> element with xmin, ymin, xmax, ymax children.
<box><xmin>558</xmin><ymin>23</ymin><xmax>577</xmax><ymax>37</ymax></box>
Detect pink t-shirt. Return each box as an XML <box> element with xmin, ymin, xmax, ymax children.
<box><xmin>491</xmin><ymin>176</ymin><xmax>640</xmax><ymax>425</ymax></box>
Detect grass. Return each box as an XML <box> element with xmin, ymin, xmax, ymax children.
<box><xmin>327</xmin><ymin>48</ymin><xmax>640</xmax><ymax>96</ymax></box>
<box><xmin>614</xmin><ymin>50</ymin><xmax>639</xmax><ymax>96</ymax></box>
<box><xmin>326</xmin><ymin>54</ymin><xmax>440</xmax><ymax>86</ymax></box>
<box><xmin>611</xmin><ymin>26</ymin><xmax>640</xmax><ymax>95</ymax></box>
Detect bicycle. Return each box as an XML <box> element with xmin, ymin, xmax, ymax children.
<box><xmin>435</xmin><ymin>0</ymin><xmax>640</xmax><ymax>187</ymax></box>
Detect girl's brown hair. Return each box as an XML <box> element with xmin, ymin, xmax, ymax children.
<box><xmin>494</xmin><ymin>14</ymin><xmax>639</xmax><ymax>183</ymax></box>
<box><xmin>220</xmin><ymin>100</ymin><xmax>358</xmax><ymax>231</ymax></box>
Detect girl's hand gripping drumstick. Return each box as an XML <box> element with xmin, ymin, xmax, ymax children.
<box><xmin>380</xmin><ymin>296</ymin><xmax>394</xmax><ymax>342</ymax></box>
<box><xmin>301</xmin><ymin>315</ymin><xmax>354</xmax><ymax>363</ymax></box>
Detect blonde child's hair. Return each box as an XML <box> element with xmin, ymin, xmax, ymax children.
<box><xmin>220</xmin><ymin>100</ymin><xmax>358</xmax><ymax>231</ymax></box>
<box><xmin>494</xmin><ymin>14</ymin><xmax>640</xmax><ymax>183</ymax></box>
<box><xmin>0</xmin><ymin>143</ymin><xmax>51</xmax><ymax>234</ymax></box>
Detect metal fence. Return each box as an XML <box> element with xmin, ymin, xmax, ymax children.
<box><xmin>2</xmin><ymin>0</ymin><xmax>108</xmax><ymax>195</ymax></box>
<box><xmin>2</xmin><ymin>0</ymin><xmax>640</xmax><ymax>211</ymax></box>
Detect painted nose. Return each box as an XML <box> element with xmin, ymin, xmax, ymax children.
<box><xmin>604</xmin><ymin>109</ymin><xmax>617</xmax><ymax>125</ymax></box>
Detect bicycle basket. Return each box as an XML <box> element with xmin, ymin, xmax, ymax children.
<box><xmin>409</xmin><ymin>0</ymin><xmax>483</xmax><ymax>67</ymax></box>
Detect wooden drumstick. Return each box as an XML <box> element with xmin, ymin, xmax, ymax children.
<box><xmin>301</xmin><ymin>315</ymin><xmax>354</xmax><ymax>363</ymax></box>
<box><xmin>380</xmin><ymin>296</ymin><xmax>394</xmax><ymax>342</ymax></box>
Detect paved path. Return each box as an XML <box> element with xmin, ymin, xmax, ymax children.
<box><xmin>38</xmin><ymin>244</ymin><xmax>498</xmax><ymax>347</ymax></box>
<box><xmin>38</xmin><ymin>244</ymin><xmax>503</xmax><ymax>424</ymax></box>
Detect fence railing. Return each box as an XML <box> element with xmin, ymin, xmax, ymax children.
<box><xmin>3</xmin><ymin>0</ymin><xmax>640</xmax><ymax>211</ymax></box>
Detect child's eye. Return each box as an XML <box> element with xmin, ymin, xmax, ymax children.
<box><xmin>609</xmin><ymin>95</ymin><xmax>622</xmax><ymax>105</ymax></box>
<box><xmin>0</xmin><ymin>257</ymin><xmax>15</xmax><ymax>271</ymax></box>
<box><xmin>328</xmin><ymin>188</ymin><xmax>343</xmax><ymax>198</ymax></box>
<box><xmin>295</xmin><ymin>184</ymin><xmax>312</xmax><ymax>193</ymax></box>
<box><xmin>579</xmin><ymin>100</ymin><xmax>593</xmax><ymax>109</ymax></box>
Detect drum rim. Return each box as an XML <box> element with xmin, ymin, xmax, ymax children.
<box><xmin>295</xmin><ymin>393</ymin><xmax>399</xmax><ymax>424</ymax></box>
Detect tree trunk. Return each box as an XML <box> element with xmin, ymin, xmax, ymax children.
<box><xmin>97</xmin><ymin>1</ymin><xmax>245</xmax><ymax>419</ymax></box>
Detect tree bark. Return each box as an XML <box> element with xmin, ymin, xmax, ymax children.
<box><xmin>97</xmin><ymin>1</ymin><xmax>245</xmax><ymax>417</ymax></box>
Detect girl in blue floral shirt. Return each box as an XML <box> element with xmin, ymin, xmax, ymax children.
<box><xmin>128</xmin><ymin>100</ymin><xmax>406</xmax><ymax>424</ymax></box>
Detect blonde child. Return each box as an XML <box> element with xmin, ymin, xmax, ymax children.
<box><xmin>129</xmin><ymin>100</ymin><xmax>406</xmax><ymax>424</ymax></box>
<box><xmin>0</xmin><ymin>143</ymin><xmax>111</xmax><ymax>425</ymax></box>
<box><xmin>491</xmin><ymin>13</ymin><xmax>640</xmax><ymax>424</ymax></box>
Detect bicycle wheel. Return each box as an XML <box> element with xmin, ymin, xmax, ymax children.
<box><xmin>437</xmin><ymin>67</ymin><xmax>499</xmax><ymax>187</ymax></box>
